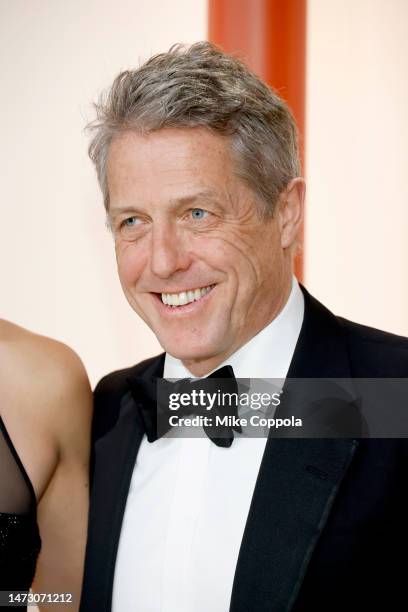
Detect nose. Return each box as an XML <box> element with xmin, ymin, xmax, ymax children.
<box><xmin>149</xmin><ymin>223</ymin><xmax>191</xmax><ymax>279</ymax></box>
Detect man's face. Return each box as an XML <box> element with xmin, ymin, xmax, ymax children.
<box><xmin>107</xmin><ymin>128</ymin><xmax>301</xmax><ymax>375</ymax></box>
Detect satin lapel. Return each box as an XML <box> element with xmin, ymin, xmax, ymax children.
<box><xmin>229</xmin><ymin>288</ymin><xmax>360</xmax><ymax>612</ymax></box>
<box><xmin>80</xmin><ymin>354</ymin><xmax>165</xmax><ymax>612</ymax></box>
<box><xmin>229</xmin><ymin>438</ymin><xmax>358</xmax><ymax>612</ymax></box>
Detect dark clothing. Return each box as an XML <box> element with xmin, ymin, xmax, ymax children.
<box><xmin>0</xmin><ymin>417</ymin><xmax>41</xmax><ymax>610</ymax></box>
<box><xmin>80</xmin><ymin>287</ymin><xmax>408</xmax><ymax>611</ymax></box>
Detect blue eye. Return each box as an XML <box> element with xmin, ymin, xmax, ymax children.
<box><xmin>123</xmin><ymin>217</ymin><xmax>139</xmax><ymax>227</ymax></box>
<box><xmin>191</xmin><ymin>208</ymin><xmax>207</xmax><ymax>219</ymax></box>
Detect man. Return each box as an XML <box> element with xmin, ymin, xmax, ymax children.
<box><xmin>80</xmin><ymin>42</ymin><xmax>408</xmax><ymax>611</ymax></box>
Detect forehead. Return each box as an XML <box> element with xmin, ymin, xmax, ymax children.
<box><xmin>106</xmin><ymin>127</ymin><xmax>239</xmax><ymax>205</ymax></box>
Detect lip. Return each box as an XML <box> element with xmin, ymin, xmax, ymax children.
<box><xmin>152</xmin><ymin>285</ymin><xmax>216</xmax><ymax>317</ymax></box>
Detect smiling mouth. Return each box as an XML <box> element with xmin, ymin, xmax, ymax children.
<box><xmin>158</xmin><ymin>284</ymin><xmax>216</xmax><ymax>307</ymax></box>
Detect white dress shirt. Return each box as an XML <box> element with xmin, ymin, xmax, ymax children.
<box><xmin>112</xmin><ymin>278</ymin><xmax>304</xmax><ymax>612</ymax></box>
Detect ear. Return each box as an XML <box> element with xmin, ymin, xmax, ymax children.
<box><xmin>277</xmin><ymin>177</ymin><xmax>305</xmax><ymax>249</ymax></box>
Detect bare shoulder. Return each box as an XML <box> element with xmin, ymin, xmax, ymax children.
<box><xmin>0</xmin><ymin>322</ymin><xmax>92</xmax><ymax>596</ymax></box>
<box><xmin>0</xmin><ymin>319</ymin><xmax>90</xmax><ymax>398</ymax></box>
<box><xmin>0</xmin><ymin>319</ymin><xmax>92</xmax><ymax>454</ymax></box>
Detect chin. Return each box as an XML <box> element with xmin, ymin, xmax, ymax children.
<box><xmin>161</xmin><ymin>335</ymin><xmax>222</xmax><ymax>365</ymax></box>
<box><xmin>164</xmin><ymin>343</ymin><xmax>209</xmax><ymax>362</ymax></box>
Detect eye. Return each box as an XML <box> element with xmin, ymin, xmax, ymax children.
<box><xmin>123</xmin><ymin>216</ymin><xmax>139</xmax><ymax>227</ymax></box>
<box><xmin>190</xmin><ymin>208</ymin><xmax>208</xmax><ymax>220</ymax></box>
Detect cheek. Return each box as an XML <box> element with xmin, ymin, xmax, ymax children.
<box><xmin>195</xmin><ymin>236</ymin><xmax>260</xmax><ymax>304</ymax></box>
<box><xmin>115</xmin><ymin>243</ymin><xmax>146</xmax><ymax>287</ymax></box>
<box><xmin>213</xmin><ymin>233</ymin><xmax>263</xmax><ymax>284</ymax></box>
<box><xmin>196</xmin><ymin>231</ymin><xmax>249</xmax><ymax>268</ymax></box>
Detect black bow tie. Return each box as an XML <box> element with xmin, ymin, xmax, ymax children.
<box><xmin>127</xmin><ymin>365</ymin><xmax>240</xmax><ymax>448</ymax></box>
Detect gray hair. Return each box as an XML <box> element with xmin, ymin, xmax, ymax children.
<box><xmin>87</xmin><ymin>41</ymin><xmax>300</xmax><ymax>217</ymax></box>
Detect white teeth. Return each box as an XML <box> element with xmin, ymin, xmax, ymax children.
<box><xmin>179</xmin><ymin>292</ymin><xmax>188</xmax><ymax>306</ymax></box>
<box><xmin>161</xmin><ymin>285</ymin><xmax>214</xmax><ymax>307</ymax></box>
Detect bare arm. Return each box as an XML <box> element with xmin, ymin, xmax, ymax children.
<box><xmin>31</xmin><ymin>345</ymin><xmax>92</xmax><ymax>611</ymax></box>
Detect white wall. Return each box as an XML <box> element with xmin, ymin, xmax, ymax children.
<box><xmin>1</xmin><ymin>0</ymin><xmax>407</xmax><ymax>389</ymax></box>
<box><xmin>0</xmin><ymin>0</ymin><xmax>207</xmax><ymax>386</ymax></box>
<box><xmin>305</xmin><ymin>0</ymin><xmax>408</xmax><ymax>336</ymax></box>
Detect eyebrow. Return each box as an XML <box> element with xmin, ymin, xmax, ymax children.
<box><xmin>108</xmin><ymin>190</ymin><xmax>221</xmax><ymax>218</ymax></box>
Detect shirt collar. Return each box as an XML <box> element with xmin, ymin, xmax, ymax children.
<box><xmin>164</xmin><ymin>277</ymin><xmax>304</xmax><ymax>380</ymax></box>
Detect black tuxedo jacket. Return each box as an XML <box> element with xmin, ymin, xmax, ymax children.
<box><xmin>80</xmin><ymin>288</ymin><xmax>408</xmax><ymax>611</ymax></box>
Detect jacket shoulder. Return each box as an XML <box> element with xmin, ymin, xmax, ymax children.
<box><xmin>338</xmin><ymin>317</ymin><xmax>408</xmax><ymax>376</ymax></box>
<box><xmin>92</xmin><ymin>354</ymin><xmax>164</xmax><ymax>440</ymax></box>
<box><xmin>95</xmin><ymin>354</ymin><xmax>164</xmax><ymax>400</ymax></box>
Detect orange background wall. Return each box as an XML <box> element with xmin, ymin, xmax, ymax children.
<box><xmin>208</xmin><ymin>0</ymin><xmax>306</xmax><ymax>279</ymax></box>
